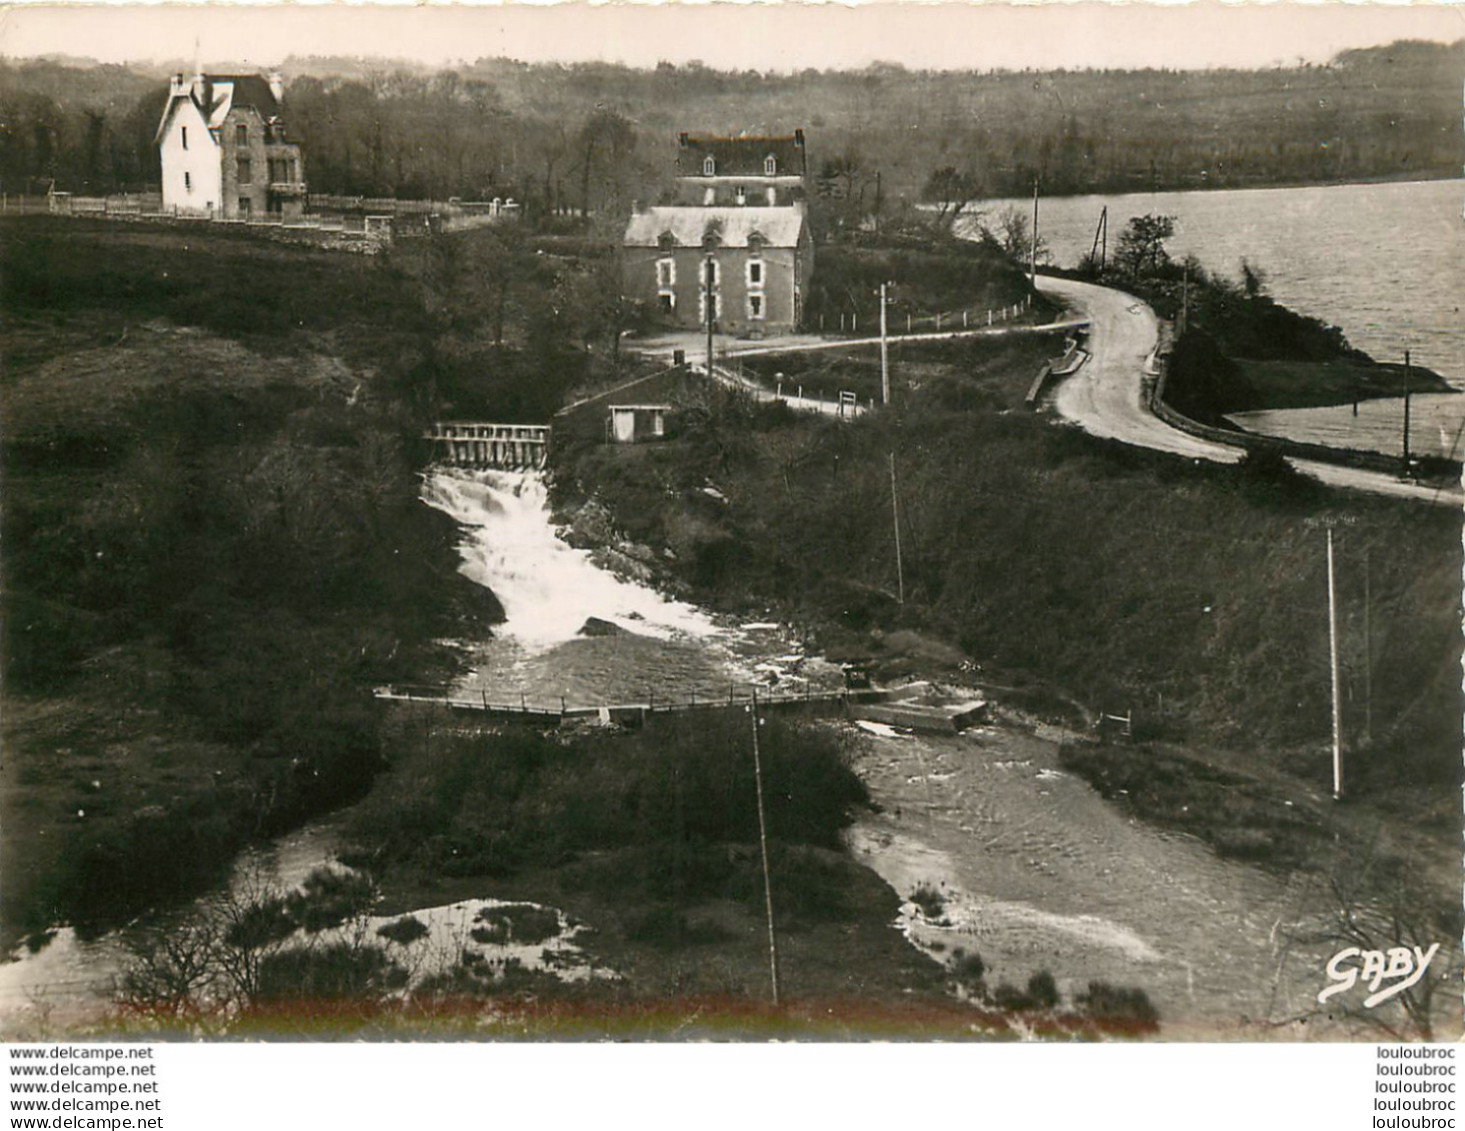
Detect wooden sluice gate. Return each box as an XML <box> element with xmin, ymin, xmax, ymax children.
<box><xmin>424</xmin><ymin>422</ymin><xmax>551</xmax><ymax>469</ymax></box>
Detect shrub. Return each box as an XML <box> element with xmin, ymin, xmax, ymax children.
<box><xmin>376</xmin><ymin>915</ymin><xmax>430</xmax><ymax>946</ymax></box>
<box><xmin>472</xmin><ymin>903</ymin><xmax>561</xmax><ymax>946</ymax></box>
<box><xmin>1027</xmin><ymin>969</ymin><xmax>1061</xmax><ymax>1010</ymax></box>
<box><xmin>225</xmin><ymin>898</ymin><xmax>298</xmax><ymax>951</ymax></box>
<box><xmin>285</xmin><ymin>868</ymin><xmax>376</xmax><ymax>933</ymax></box>
<box><xmin>950</xmin><ymin>947</ymin><xmax>986</xmax><ymax>984</ymax></box>
<box><xmin>254</xmin><ymin>942</ymin><xmax>407</xmax><ymax>1003</ymax></box>
<box><xmin>1076</xmin><ymin>980</ymin><xmax>1160</xmax><ymax>1029</ymax></box>
<box><xmin>990</xmin><ymin>982</ymin><xmax>1035</xmax><ymax>1011</ymax></box>
<box><xmin>625</xmin><ymin>905</ymin><xmax>734</xmax><ymax>948</ymax></box>
<box><xmin>910</xmin><ymin>883</ymin><xmax>946</xmax><ymax>920</ymax></box>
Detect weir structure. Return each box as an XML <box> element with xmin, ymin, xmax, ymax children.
<box><xmin>424</xmin><ymin>422</ymin><xmax>550</xmax><ymax>469</ymax></box>
<box><xmin>374</xmin><ymin>682</ymin><xmax>885</xmax><ymax>727</ymax></box>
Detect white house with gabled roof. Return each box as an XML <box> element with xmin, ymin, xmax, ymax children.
<box><xmin>156</xmin><ymin>72</ymin><xmax>306</xmax><ymax>221</ymax></box>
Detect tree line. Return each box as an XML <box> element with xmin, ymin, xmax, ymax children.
<box><xmin>2</xmin><ymin>38</ymin><xmax>1460</xmax><ymax>216</ymax></box>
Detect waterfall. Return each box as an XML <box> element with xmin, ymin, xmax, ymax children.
<box><xmin>421</xmin><ymin>468</ymin><xmax>720</xmax><ymax>652</ymax></box>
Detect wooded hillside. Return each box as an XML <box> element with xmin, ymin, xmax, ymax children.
<box><xmin>2</xmin><ymin>40</ymin><xmax>1460</xmax><ymax>218</ymax></box>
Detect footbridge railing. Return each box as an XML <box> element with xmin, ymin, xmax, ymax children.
<box><xmin>374</xmin><ymin>682</ymin><xmax>886</xmax><ymax>725</ymax></box>
<box><xmin>424</xmin><ymin>422</ymin><xmax>550</xmax><ymax>469</ymax></box>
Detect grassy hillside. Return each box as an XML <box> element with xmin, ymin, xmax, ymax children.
<box><xmin>553</xmin><ymin>335</ymin><xmax>1462</xmax><ymax>798</ymax></box>
<box><xmin>0</xmin><ymin>219</ymin><xmax>516</xmax><ymax>943</ymax></box>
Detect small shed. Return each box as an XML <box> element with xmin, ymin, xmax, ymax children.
<box><xmin>608</xmin><ymin>404</ymin><xmax>671</xmax><ymax>443</ymax></box>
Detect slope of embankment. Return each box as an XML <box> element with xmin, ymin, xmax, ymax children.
<box><xmin>0</xmin><ymin>219</ymin><xmax>491</xmax><ymax>946</ymax></box>
<box><xmin>552</xmin><ymin>330</ymin><xmax>1462</xmax><ymax>810</ymax></box>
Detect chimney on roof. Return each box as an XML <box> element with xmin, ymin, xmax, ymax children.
<box><xmin>170</xmin><ymin>73</ymin><xmax>188</xmax><ymax>98</ymax></box>
<box><xmin>190</xmin><ymin>36</ymin><xmax>205</xmax><ymax>102</ymax></box>
<box><xmin>793</xmin><ymin>129</ymin><xmax>805</xmax><ymax>148</ymax></box>
<box><xmin>631</xmin><ymin>199</ymin><xmax>642</xmax><ymax>214</ymax></box>
<box><xmin>677</xmin><ymin>132</ymin><xmax>689</xmax><ymax>149</ymax></box>
<box><xmin>268</xmin><ymin>71</ymin><xmax>285</xmax><ymax>105</ymax></box>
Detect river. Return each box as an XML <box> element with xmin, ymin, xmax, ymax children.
<box><xmin>0</xmin><ymin>468</ymin><xmax>842</xmax><ymax>1031</ymax></box>
<box><xmin>421</xmin><ymin>469</ymin><xmax>847</xmax><ymax>707</ymax></box>
<box><xmin>6</xmin><ymin>465</ymin><xmax>1453</xmax><ymax>1038</ymax></box>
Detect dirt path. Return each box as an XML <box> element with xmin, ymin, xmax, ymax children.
<box><xmin>841</xmin><ymin>717</ymin><xmax>1457</xmax><ymax>1040</ymax></box>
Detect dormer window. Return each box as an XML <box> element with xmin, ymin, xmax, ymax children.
<box><xmin>703</xmin><ymin>155</ymin><xmax>716</xmax><ymax>176</ymax></box>
<box><xmin>658</xmin><ymin>230</ymin><xmax>677</xmax><ymax>253</ymax></box>
<box><xmin>764</xmin><ymin>154</ymin><xmax>777</xmax><ymax>175</ymax></box>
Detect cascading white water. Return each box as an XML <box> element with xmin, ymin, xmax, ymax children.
<box><xmin>0</xmin><ymin>468</ymin><xmax>841</xmax><ymax>1029</ymax></box>
<box><xmin>422</xmin><ymin>468</ymin><xmax>719</xmax><ymax>651</ymax></box>
<box><xmin>419</xmin><ymin>466</ymin><xmax>845</xmax><ymax>710</ymax></box>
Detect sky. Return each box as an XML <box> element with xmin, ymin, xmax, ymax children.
<box><xmin>0</xmin><ymin>1</ymin><xmax>1462</xmax><ymax>74</ymax></box>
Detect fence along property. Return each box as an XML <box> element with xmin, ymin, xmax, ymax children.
<box><xmin>9</xmin><ymin>190</ymin><xmax>521</xmax><ymax>247</ymax></box>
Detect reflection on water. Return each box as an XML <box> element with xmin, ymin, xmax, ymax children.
<box><xmin>1229</xmin><ymin>393</ymin><xmax>1465</xmax><ymax>462</ymax></box>
<box><xmin>974</xmin><ymin>178</ymin><xmax>1465</xmax><ymax>387</ymax></box>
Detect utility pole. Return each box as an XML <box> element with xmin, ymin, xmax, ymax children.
<box><xmin>705</xmin><ymin>255</ymin><xmax>716</xmax><ymax>380</ymax></box>
<box><xmin>1030</xmin><ymin>177</ymin><xmax>1039</xmax><ymax>284</ymax></box>
<box><xmin>879</xmin><ymin>282</ymin><xmax>890</xmax><ymax>406</ymax></box>
<box><xmin>749</xmin><ymin>686</ymin><xmax>781</xmax><ymax>1006</ymax></box>
<box><xmin>1402</xmin><ymin>349</ymin><xmax>1412</xmax><ymax>477</ymax></box>
<box><xmin>1181</xmin><ymin>260</ymin><xmax>1190</xmax><ymax>336</ymax></box>
<box><xmin>1089</xmin><ymin>205</ymin><xmax>1107</xmax><ymax>274</ymax></box>
<box><xmin>890</xmin><ymin>451</ymin><xmax>904</xmax><ymax>604</ymax></box>
<box><xmin>1327</xmin><ymin>528</ymin><xmax>1343</xmax><ymax>800</ymax></box>
<box><xmin>1363</xmin><ymin>549</ymin><xmax>1373</xmax><ymax>747</ymax></box>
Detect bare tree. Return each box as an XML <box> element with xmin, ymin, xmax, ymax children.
<box><xmin>921</xmin><ymin>166</ymin><xmax>984</xmax><ymax>236</ymax></box>
<box><xmin>1283</xmin><ymin>838</ymin><xmax>1458</xmax><ymax>1040</ymax></box>
<box><xmin>980</xmin><ymin>206</ymin><xmax>1050</xmax><ymax>265</ymax></box>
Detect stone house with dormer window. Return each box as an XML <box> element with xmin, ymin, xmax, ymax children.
<box><xmin>623</xmin><ymin>130</ymin><xmax>812</xmax><ymax>337</ymax></box>
<box><xmin>156</xmin><ymin>72</ymin><xmax>306</xmax><ymax>220</ymax></box>
<box><xmin>672</xmin><ymin>131</ymin><xmax>808</xmax><ymax>208</ymax></box>
<box><xmin>623</xmin><ymin>203</ymin><xmax>811</xmax><ymax>336</ymax></box>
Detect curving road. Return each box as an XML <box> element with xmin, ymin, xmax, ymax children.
<box><xmin>1036</xmin><ymin>275</ymin><xmax>1463</xmax><ymax>508</ymax></box>
<box><xmin>1036</xmin><ymin>275</ymin><xmax>1241</xmax><ymax>463</ymax></box>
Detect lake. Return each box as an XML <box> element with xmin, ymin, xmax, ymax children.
<box><xmin>978</xmin><ymin>178</ymin><xmax>1464</xmax><ymax>388</ymax></box>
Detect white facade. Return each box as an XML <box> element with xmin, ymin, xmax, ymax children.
<box><xmin>155</xmin><ymin>73</ymin><xmax>305</xmax><ymax>221</ymax></box>
<box><xmin>158</xmin><ymin>88</ymin><xmax>221</xmax><ymax>216</ymax></box>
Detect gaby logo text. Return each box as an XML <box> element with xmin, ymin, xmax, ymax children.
<box><xmin>1317</xmin><ymin>944</ymin><xmax>1441</xmax><ymax>1008</ymax></box>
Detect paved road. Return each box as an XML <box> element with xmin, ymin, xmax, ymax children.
<box><xmin>1035</xmin><ymin>276</ymin><xmax>1241</xmax><ymax>464</ymax></box>
<box><xmin>1036</xmin><ymin>276</ymin><xmax>1462</xmax><ymax>508</ymax></box>
<box><xmin>623</xmin><ymin>314</ymin><xmax>1086</xmax><ymax>366</ymax></box>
